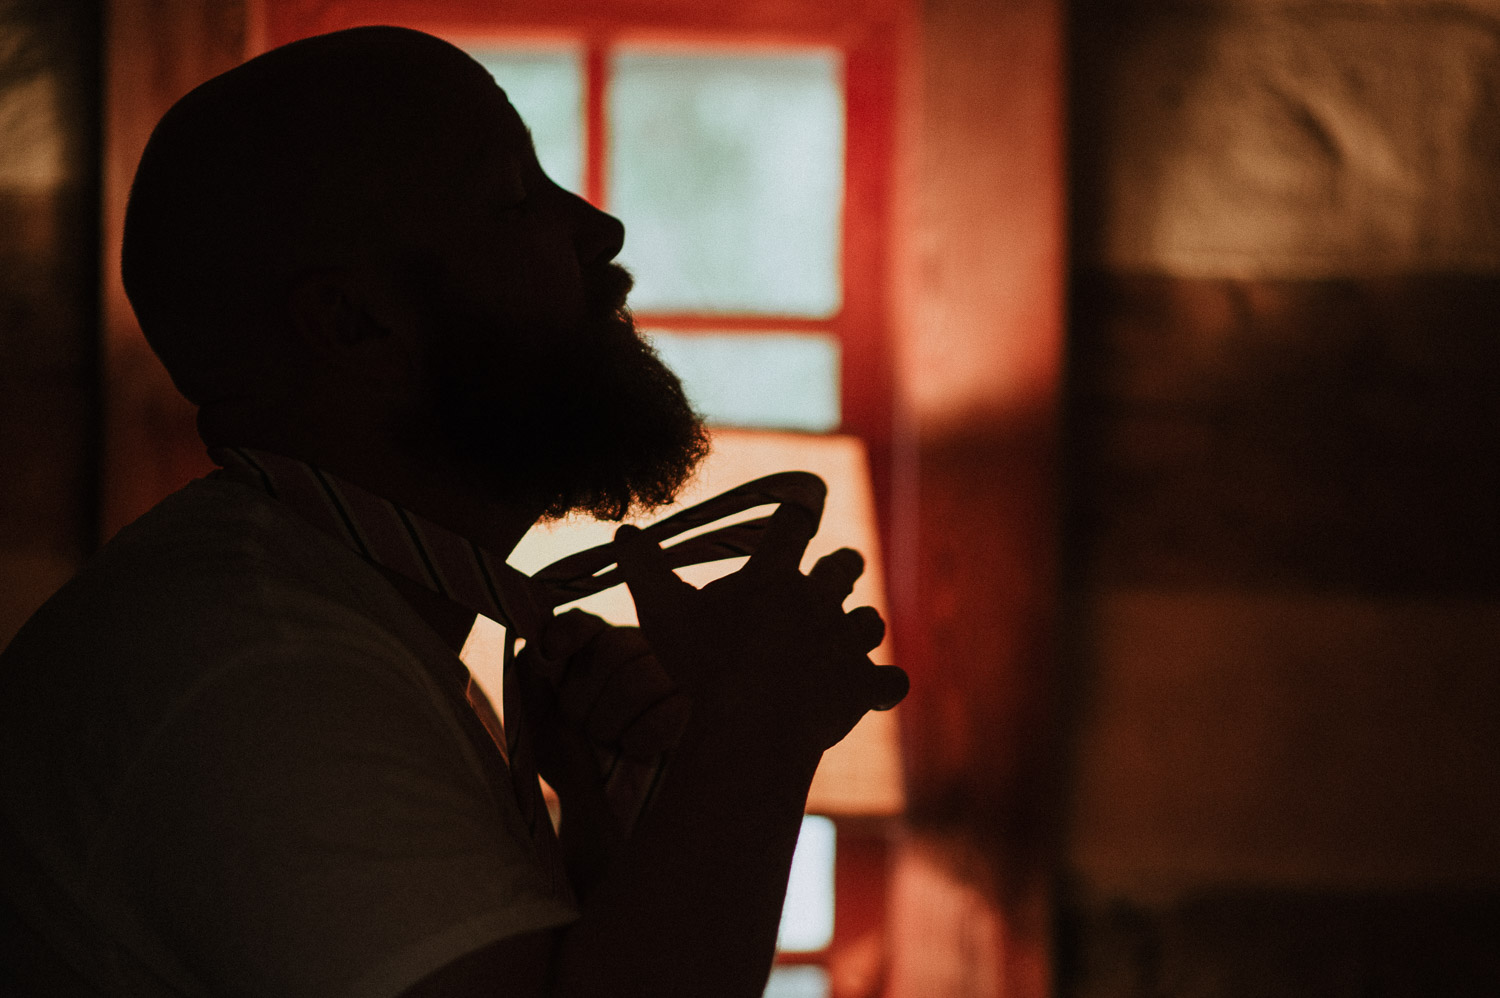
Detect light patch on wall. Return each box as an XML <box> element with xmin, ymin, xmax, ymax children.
<box><xmin>1085</xmin><ymin>12</ymin><xmax>1500</xmax><ymax>276</ymax></box>
<box><xmin>884</xmin><ymin>836</ymin><xmax>1003</xmax><ymax>998</ymax></box>
<box><xmin>895</xmin><ymin>0</ymin><xmax>1064</xmax><ymax>430</ymax></box>
<box><xmin>0</xmin><ymin>73</ymin><xmax>64</xmax><ymax>189</ymax></box>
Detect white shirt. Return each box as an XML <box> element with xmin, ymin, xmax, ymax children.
<box><xmin>0</xmin><ymin>478</ymin><xmax>577</xmax><ymax>997</ymax></box>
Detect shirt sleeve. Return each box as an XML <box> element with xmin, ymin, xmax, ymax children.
<box><xmin>88</xmin><ymin>638</ymin><xmax>578</xmax><ymax>998</ymax></box>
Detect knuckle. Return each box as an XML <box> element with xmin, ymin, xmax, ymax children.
<box><xmin>834</xmin><ymin>547</ymin><xmax>864</xmax><ymax>567</ymax></box>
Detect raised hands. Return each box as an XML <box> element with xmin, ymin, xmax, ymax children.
<box><xmin>519</xmin><ymin>610</ymin><xmax>689</xmax><ymax>764</ymax></box>
<box><xmin>611</xmin><ymin>500</ymin><xmax>909</xmax><ymax>759</ymax></box>
<box><xmin>514</xmin><ymin>609</ymin><xmax>689</xmax><ymax>895</ymax></box>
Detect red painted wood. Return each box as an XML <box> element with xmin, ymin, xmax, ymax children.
<box><xmin>633</xmin><ymin>314</ymin><xmax>840</xmax><ymax>332</ymax></box>
<box><xmin>829</xmin><ymin>819</ymin><xmax>893</xmax><ymax>995</ymax></box>
<box><xmin>838</xmin><ymin>23</ymin><xmax>898</xmax><ymax>543</ymax></box>
<box><xmin>260</xmin><ymin>0</ymin><xmax>906</xmax><ymax>45</ymax></box>
<box><xmin>584</xmin><ymin>41</ymin><xmax>606</xmax><ymax>207</ymax></box>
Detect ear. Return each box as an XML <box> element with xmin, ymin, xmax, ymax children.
<box><xmin>285</xmin><ymin>269</ymin><xmax>425</xmax><ymax>396</ymax></box>
<box><xmin>286</xmin><ymin>270</ymin><xmax>391</xmax><ymax>356</ymax></box>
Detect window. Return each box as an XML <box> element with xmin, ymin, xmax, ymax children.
<box><xmin>264</xmin><ymin>7</ymin><xmax>905</xmax><ymax>993</ymax></box>
<box><xmin>609</xmin><ymin>47</ymin><xmax>844</xmax><ymax>318</ymax></box>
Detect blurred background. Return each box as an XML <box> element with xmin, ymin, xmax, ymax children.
<box><xmin>1</xmin><ymin>0</ymin><xmax>1496</xmax><ymax>995</ymax></box>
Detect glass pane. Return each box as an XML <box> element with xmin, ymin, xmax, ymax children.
<box><xmin>609</xmin><ymin>48</ymin><xmax>844</xmax><ymax>316</ymax></box>
<box><xmin>467</xmin><ymin>45</ymin><xmax>584</xmax><ymax>194</ymax></box>
<box><xmin>763</xmin><ymin>966</ymin><xmax>829</xmax><ymax>998</ymax></box>
<box><xmin>647</xmin><ymin>330</ymin><xmax>840</xmax><ymax>432</ymax></box>
<box><xmin>778</xmin><ymin>815</ymin><xmax>835</xmax><ymax>952</ymax></box>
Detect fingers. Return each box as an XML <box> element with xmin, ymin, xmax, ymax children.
<box><xmin>845</xmin><ymin>605</ymin><xmax>885</xmax><ymax>653</ymax></box>
<box><xmin>617</xmin><ymin>691</ymin><xmax>691</xmax><ymax>759</ymax></box>
<box><xmin>866</xmin><ymin>664</ymin><xmax>909</xmax><ymax>711</ymax></box>
<box><xmin>614</xmin><ymin>523</ymin><xmax>694</xmax><ymax>618</ymax></box>
<box><xmin>808</xmin><ymin>548</ymin><xmax>864</xmax><ymax>604</ymax></box>
<box><xmin>745</xmin><ymin>499</ymin><xmax>819</xmax><ymax>579</ymax></box>
<box><xmin>556</xmin><ymin>627</ymin><xmax>660</xmax><ymax>733</ymax></box>
<box><xmin>538</xmin><ymin>621</ymin><xmax>686</xmax><ymax>757</ymax></box>
<box><xmin>582</xmin><ymin>664</ymin><xmax>681</xmax><ymax>753</ymax></box>
<box><xmin>535</xmin><ymin>609</ymin><xmax>610</xmax><ymax>683</ymax></box>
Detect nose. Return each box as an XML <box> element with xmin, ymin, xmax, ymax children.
<box><xmin>571</xmin><ymin>192</ymin><xmax>625</xmax><ymax>267</ymax></box>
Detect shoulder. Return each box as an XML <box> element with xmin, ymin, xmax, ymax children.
<box><xmin>0</xmin><ymin>477</ymin><xmax>460</xmax><ymax>857</ymax></box>
<box><xmin>81</xmin><ymin>636</ymin><xmax>571</xmax><ymax>998</ymax></box>
<box><xmin>5</xmin><ymin>476</ymin><xmax>425</xmax><ymax>682</ymax></box>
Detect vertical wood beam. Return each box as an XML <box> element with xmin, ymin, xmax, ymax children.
<box><xmin>887</xmin><ymin>0</ymin><xmax>1066</xmax><ymax>994</ymax></box>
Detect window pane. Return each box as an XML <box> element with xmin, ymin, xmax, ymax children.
<box><xmin>647</xmin><ymin>330</ymin><xmax>840</xmax><ymax>432</ymax></box>
<box><xmin>778</xmin><ymin>815</ymin><xmax>835</xmax><ymax>952</ymax></box>
<box><xmin>609</xmin><ymin>48</ymin><xmax>844</xmax><ymax>316</ymax></box>
<box><xmin>763</xmin><ymin>966</ymin><xmax>829</xmax><ymax>998</ymax></box>
<box><xmin>467</xmin><ymin>46</ymin><xmax>584</xmax><ymax>194</ymax></box>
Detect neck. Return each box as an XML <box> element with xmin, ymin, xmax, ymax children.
<box><xmin>201</xmin><ymin>400</ymin><xmax>540</xmax><ymax>557</ymax></box>
<box><xmin>201</xmin><ymin>401</ymin><xmax>542</xmax><ymax>652</ymax></box>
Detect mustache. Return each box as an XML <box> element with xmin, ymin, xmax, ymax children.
<box><xmin>588</xmin><ymin>262</ymin><xmax>635</xmax><ymax>319</ymax></box>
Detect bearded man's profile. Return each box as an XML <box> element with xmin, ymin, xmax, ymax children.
<box><xmin>0</xmin><ymin>24</ymin><xmax>906</xmax><ymax>998</ymax></box>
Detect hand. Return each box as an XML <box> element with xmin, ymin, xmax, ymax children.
<box><xmin>516</xmin><ymin>610</ymin><xmax>688</xmax><ymax>895</ymax></box>
<box><xmin>522</xmin><ymin>609</ymin><xmax>689</xmax><ymax>760</ymax></box>
<box><xmin>612</xmin><ymin>500</ymin><xmax>909</xmax><ymax>757</ymax></box>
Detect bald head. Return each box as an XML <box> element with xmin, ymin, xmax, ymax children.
<box><xmin>127</xmin><ymin>26</ymin><xmax>702</xmax><ymax>520</ymax></box>
<box><xmin>123</xmin><ymin>26</ymin><xmax>504</xmax><ymax>404</ymax></box>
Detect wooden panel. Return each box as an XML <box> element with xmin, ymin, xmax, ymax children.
<box><xmin>1060</xmin><ymin>888</ymin><xmax>1500</xmax><ymax>998</ymax></box>
<box><xmin>884</xmin><ymin>0</ymin><xmax>1066</xmax><ymax>996</ymax></box>
<box><xmin>1068</xmin><ymin>588</ymin><xmax>1500</xmax><ymax>891</ymax></box>
<box><xmin>1068</xmin><ymin>272</ymin><xmax>1500</xmax><ymax>593</ymax></box>
<box><xmin>1069</xmin><ymin>0</ymin><xmax>1500</xmax><ymax>277</ymax></box>
<box><xmin>0</xmin><ymin>2</ymin><xmax>101</xmax><ymax>644</ymax></box>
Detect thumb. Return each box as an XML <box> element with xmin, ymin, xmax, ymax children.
<box><xmin>866</xmin><ymin>664</ymin><xmax>910</xmax><ymax>712</ymax></box>
<box><xmin>540</xmin><ymin>609</ymin><xmax>611</xmax><ymax>661</ymax></box>
<box><xmin>613</xmin><ymin>524</ymin><xmax>692</xmax><ymax>617</ymax></box>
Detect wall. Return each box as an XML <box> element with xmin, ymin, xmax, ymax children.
<box><xmin>1062</xmin><ymin>0</ymin><xmax>1500</xmax><ymax>993</ymax></box>
<box><xmin>0</xmin><ymin>0</ymin><xmax>100</xmax><ymax>649</ymax></box>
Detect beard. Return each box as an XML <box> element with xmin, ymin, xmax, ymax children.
<box><xmin>411</xmin><ymin>261</ymin><xmax>708</xmax><ymax>521</ymax></box>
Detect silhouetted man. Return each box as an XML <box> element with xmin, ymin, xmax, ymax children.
<box><xmin>0</xmin><ymin>25</ymin><xmax>905</xmax><ymax>998</ymax></box>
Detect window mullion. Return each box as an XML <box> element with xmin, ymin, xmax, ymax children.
<box><xmin>585</xmin><ymin>39</ymin><xmax>608</xmax><ymax>207</ymax></box>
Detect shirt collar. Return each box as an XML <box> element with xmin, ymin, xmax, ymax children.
<box><xmin>208</xmin><ymin>446</ymin><xmax>551</xmax><ymax>642</ymax></box>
